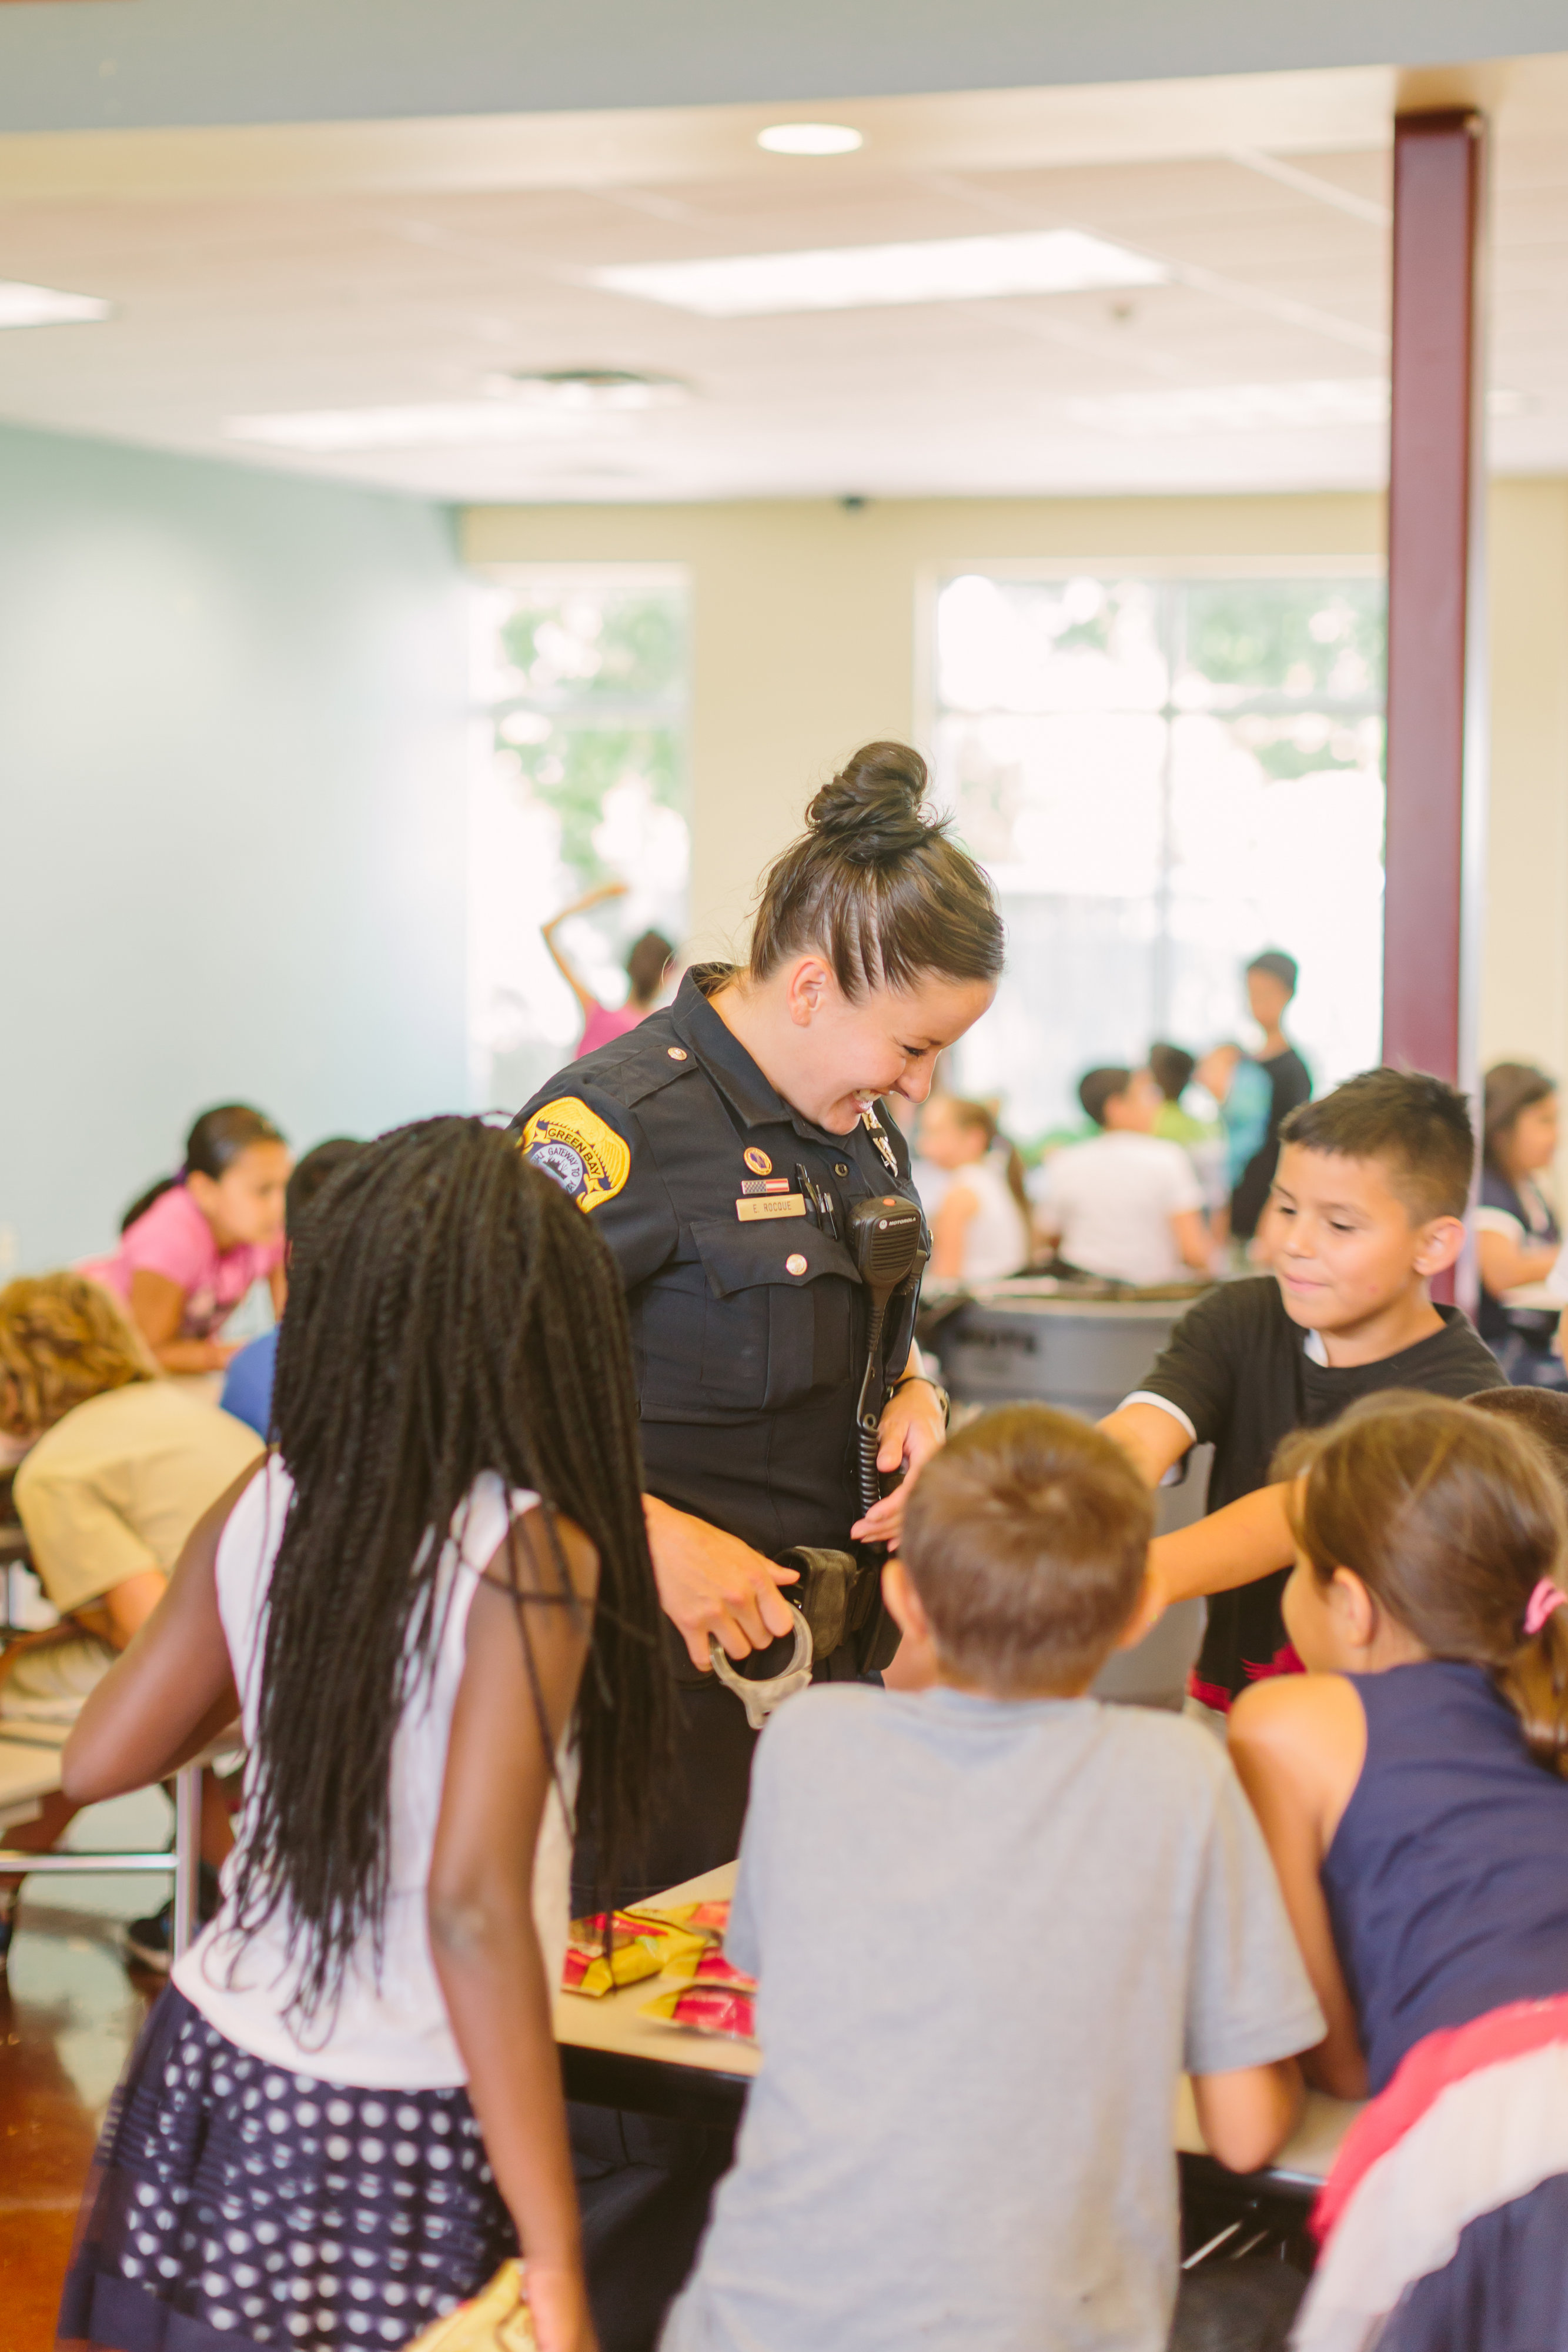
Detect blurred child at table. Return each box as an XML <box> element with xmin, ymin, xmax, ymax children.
<box><xmin>0</xmin><ymin>1273</ymin><xmax>262</xmax><ymax>1969</ymax></box>
<box><xmin>88</xmin><ymin>1104</ymin><xmax>290</xmax><ymax>1374</ymax></box>
<box><xmin>543</xmin><ymin>878</ymin><xmax>676</xmax><ymax>1057</ymax></box>
<box><xmin>1035</xmin><ymin>1066</ymin><xmax>1210</xmax><ymax>1288</ymax></box>
<box><xmin>664</xmin><ymin>1405</ymin><xmax>1322</xmax><ymax>2352</ymax></box>
<box><xmin>221</xmin><ymin>1136</ymin><xmax>362</xmax><ymax>1438</ymax></box>
<box><xmin>1476</xmin><ymin>1061</ymin><xmax>1567</xmax><ymax>1388</ymax></box>
<box><xmin>1231</xmin><ymin>953</ymin><xmax>1312</xmax><ymax>1244</ymax></box>
<box><xmin>1230</xmin><ymin>1395</ymin><xmax>1568</xmax><ymax>2351</ymax></box>
<box><xmin>918</xmin><ymin>1096</ymin><xmax>1031</xmax><ymax>1282</ymax></box>
<box><xmin>1151</xmin><ymin>1041</ymin><xmax>1229</xmax><ymax>1220</ymax></box>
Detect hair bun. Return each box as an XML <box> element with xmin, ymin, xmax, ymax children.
<box><xmin>805</xmin><ymin>741</ymin><xmax>937</xmax><ymax>866</ymax></box>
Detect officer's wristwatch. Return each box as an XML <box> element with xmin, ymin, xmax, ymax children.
<box><xmin>892</xmin><ymin>1371</ymin><xmax>951</xmax><ymax>1428</ymax></box>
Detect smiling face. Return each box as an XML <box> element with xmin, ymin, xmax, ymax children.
<box><xmin>715</xmin><ymin>956</ymin><xmax>995</xmax><ymax>1136</ymax></box>
<box><xmin>1268</xmin><ymin>1141</ymin><xmax>1462</xmax><ymax>1338</ymax></box>
<box><xmin>188</xmin><ymin>1140</ymin><xmax>292</xmax><ymax>1251</ymax></box>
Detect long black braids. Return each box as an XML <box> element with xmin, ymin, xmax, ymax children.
<box><xmin>226</xmin><ymin>1116</ymin><xmax>668</xmax><ymax>2027</ymax></box>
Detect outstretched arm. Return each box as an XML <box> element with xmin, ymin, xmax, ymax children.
<box><xmin>62</xmin><ymin>1461</ymin><xmax>258</xmax><ymax>1801</ymax></box>
<box><xmin>540</xmin><ymin>881</ymin><xmax>628</xmax><ymax>1017</ymax></box>
<box><xmin>429</xmin><ymin>1509</ymin><xmax>600</xmax><ymax>2352</ymax></box>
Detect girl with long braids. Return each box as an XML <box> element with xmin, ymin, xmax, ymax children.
<box><xmin>57</xmin><ymin>1118</ymin><xmax>667</xmax><ymax>2352</ymax></box>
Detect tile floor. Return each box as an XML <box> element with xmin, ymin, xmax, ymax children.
<box><xmin>1</xmin><ymin>1791</ymin><xmax>169</xmax><ymax>2350</ymax></box>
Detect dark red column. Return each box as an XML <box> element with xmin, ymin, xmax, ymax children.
<box><xmin>1382</xmin><ymin>108</ymin><xmax>1487</xmax><ymax>1088</ymax></box>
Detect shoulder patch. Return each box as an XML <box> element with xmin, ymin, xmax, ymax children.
<box><xmin>520</xmin><ymin>1097</ymin><xmax>631</xmax><ymax>1213</ymax></box>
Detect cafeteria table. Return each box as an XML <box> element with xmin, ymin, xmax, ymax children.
<box><xmin>554</xmin><ymin>1863</ymin><xmax>1360</xmax><ymax>2204</ymax></box>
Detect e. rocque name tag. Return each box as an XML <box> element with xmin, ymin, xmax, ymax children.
<box><xmin>735</xmin><ymin>1194</ymin><xmax>807</xmax><ymax>1222</ymax></box>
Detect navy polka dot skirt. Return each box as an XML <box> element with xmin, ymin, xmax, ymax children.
<box><xmin>58</xmin><ymin>1986</ymin><xmax>516</xmax><ymax>2352</ymax></box>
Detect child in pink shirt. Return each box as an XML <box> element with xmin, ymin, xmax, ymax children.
<box><xmin>541</xmin><ymin>880</ymin><xmax>674</xmax><ymax>1057</ymax></box>
<box><xmin>89</xmin><ymin>1105</ymin><xmax>290</xmax><ymax>1374</ymax></box>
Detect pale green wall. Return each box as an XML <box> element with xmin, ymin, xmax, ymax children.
<box><xmin>1</xmin><ymin>425</ymin><xmax>470</xmax><ymax>1271</ymax></box>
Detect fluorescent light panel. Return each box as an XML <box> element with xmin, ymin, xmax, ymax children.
<box><xmin>0</xmin><ymin>279</ymin><xmax>112</xmax><ymax>329</ymax></box>
<box><xmin>757</xmin><ymin>122</ymin><xmax>863</xmax><ymax>156</ymax></box>
<box><xmin>591</xmin><ymin>228</ymin><xmax>1166</xmax><ymax>318</ymax></box>
<box><xmin>228</xmin><ymin>404</ymin><xmax>619</xmax><ymax>453</ymax></box>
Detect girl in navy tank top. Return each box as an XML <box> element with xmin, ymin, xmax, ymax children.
<box><xmin>1229</xmin><ymin>1389</ymin><xmax>1568</xmax><ymax>2352</ymax></box>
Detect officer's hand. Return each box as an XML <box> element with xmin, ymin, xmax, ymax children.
<box><xmin>643</xmin><ymin>1496</ymin><xmax>801</xmax><ymax>1671</ymax></box>
<box><xmin>852</xmin><ymin>1381</ymin><xmax>948</xmax><ymax>1547</ymax></box>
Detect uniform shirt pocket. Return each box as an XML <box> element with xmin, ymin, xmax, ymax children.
<box><xmin>690</xmin><ymin>1215</ymin><xmax>860</xmax><ymax>1412</ymax></box>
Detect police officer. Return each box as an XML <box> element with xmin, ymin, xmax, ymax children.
<box><xmin>513</xmin><ymin>740</ymin><xmax>1003</xmax><ymax>2351</ymax></box>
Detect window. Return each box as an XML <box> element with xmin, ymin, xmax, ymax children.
<box><xmin>468</xmin><ymin>566</ymin><xmax>690</xmax><ymax>1112</ymax></box>
<box><xmin>928</xmin><ymin>569</ymin><xmax>1386</xmax><ymax>1140</ymax></box>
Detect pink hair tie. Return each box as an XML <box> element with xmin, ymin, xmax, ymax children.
<box><xmin>1524</xmin><ymin>1579</ymin><xmax>1568</xmax><ymax>1638</ymax></box>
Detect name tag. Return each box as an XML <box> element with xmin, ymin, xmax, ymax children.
<box><xmin>736</xmin><ymin>1193</ymin><xmax>807</xmax><ymax>1223</ymax></box>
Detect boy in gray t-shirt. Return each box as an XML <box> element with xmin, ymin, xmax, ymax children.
<box><xmin>662</xmin><ymin>1406</ymin><xmax>1323</xmax><ymax>2352</ymax></box>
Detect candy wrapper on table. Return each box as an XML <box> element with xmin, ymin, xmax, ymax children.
<box><xmin>623</xmin><ymin>1897</ymin><xmax>731</xmax><ymax>1941</ymax></box>
<box><xmin>561</xmin><ymin>1910</ymin><xmax>707</xmax><ymax>1998</ymax></box>
<box><xmin>660</xmin><ymin>1945</ymin><xmax>757</xmax><ymax>1994</ymax></box>
<box><xmin>642</xmin><ymin>1982</ymin><xmax>757</xmax><ymax>2043</ymax></box>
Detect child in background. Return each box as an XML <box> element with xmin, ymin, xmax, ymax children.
<box><xmin>917</xmin><ymin>1096</ymin><xmax>1032</xmax><ymax>1282</ymax></box>
<box><xmin>1148</xmin><ymin>1043</ymin><xmax>1206</xmax><ymax>1145</ymax></box>
<box><xmin>663</xmin><ymin>1406</ymin><xmax>1322</xmax><ymax>2352</ymax></box>
<box><xmin>58</xmin><ymin>1120</ymin><xmax>668</xmax><ymax>2352</ymax></box>
<box><xmin>220</xmin><ymin>1136</ymin><xmax>362</xmax><ymax>1438</ymax></box>
<box><xmin>1475</xmin><ymin>1060</ymin><xmax>1566</xmax><ymax>1388</ymax></box>
<box><xmin>0</xmin><ymin>1274</ymin><xmax>263</xmax><ymax>1969</ymax></box>
<box><xmin>1229</xmin><ymin>1395</ymin><xmax>1568</xmax><ymax>2351</ymax></box>
<box><xmin>1104</xmin><ymin>1071</ymin><xmax>1500</xmax><ymax>1717</ymax></box>
<box><xmin>543</xmin><ymin>878</ymin><xmax>675</xmax><ymax>1056</ymax></box>
<box><xmin>1230</xmin><ymin>951</ymin><xmax>1312</xmax><ymax>1243</ymax></box>
<box><xmin>1035</xmin><ymin>1066</ymin><xmax>1210</xmax><ymax>1288</ymax></box>
<box><xmin>92</xmin><ymin>1105</ymin><xmax>290</xmax><ymax>1374</ymax></box>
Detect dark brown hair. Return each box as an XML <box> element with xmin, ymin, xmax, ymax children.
<box><xmin>1483</xmin><ymin>1061</ymin><xmax>1556</xmax><ymax>1180</ymax></box>
<box><xmin>748</xmin><ymin>742</ymin><xmax>1003</xmax><ymax>1000</ymax></box>
<box><xmin>1078</xmin><ymin>1067</ymin><xmax>1132</xmax><ymax>1128</ymax></box>
<box><xmin>626</xmin><ymin>930</ymin><xmax>674</xmax><ymax>1005</ymax></box>
<box><xmin>1149</xmin><ymin>1043</ymin><xmax>1196</xmax><ymax>1104</ymax></box>
<box><xmin>1279</xmin><ymin>1393</ymin><xmax>1568</xmax><ymax>1778</ymax></box>
<box><xmin>121</xmin><ymin>1101</ymin><xmax>287</xmax><ymax>1234</ymax></box>
<box><xmin>1279</xmin><ymin>1068</ymin><xmax>1475</xmax><ymax>1221</ymax></box>
<box><xmin>900</xmin><ymin>1403</ymin><xmax>1151</xmax><ymax>1695</ymax></box>
<box><xmin>1468</xmin><ymin>1387</ymin><xmax>1568</xmax><ymax>1494</ymax></box>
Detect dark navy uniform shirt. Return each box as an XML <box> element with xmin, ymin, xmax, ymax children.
<box><xmin>510</xmin><ymin>965</ymin><xmax>922</xmax><ymax>1571</ymax></box>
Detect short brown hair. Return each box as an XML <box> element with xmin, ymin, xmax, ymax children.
<box><xmin>1279</xmin><ymin>1068</ymin><xmax>1475</xmax><ymax>1221</ymax></box>
<box><xmin>1279</xmin><ymin>1392</ymin><xmax>1568</xmax><ymax>1778</ymax></box>
<box><xmin>1467</xmin><ymin>1386</ymin><xmax>1568</xmax><ymax>1497</ymax></box>
<box><xmin>0</xmin><ymin>1273</ymin><xmax>155</xmax><ymax>1438</ymax></box>
<box><xmin>899</xmin><ymin>1404</ymin><xmax>1152</xmax><ymax>1695</ymax></box>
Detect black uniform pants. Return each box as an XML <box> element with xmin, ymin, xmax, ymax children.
<box><xmin>570</xmin><ymin>2104</ymin><xmax>737</xmax><ymax>2352</ymax></box>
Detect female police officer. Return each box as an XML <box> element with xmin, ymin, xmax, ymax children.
<box><xmin>512</xmin><ymin>740</ymin><xmax>1002</xmax><ymax>2348</ymax></box>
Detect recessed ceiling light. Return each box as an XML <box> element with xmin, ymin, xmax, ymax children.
<box><xmin>486</xmin><ymin>368</ymin><xmax>690</xmax><ymax>410</ymax></box>
<box><xmin>226</xmin><ymin>404</ymin><xmax>628</xmax><ymax>453</ymax></box>
<box><xmin>591</xmin><ymin>228</ymin><xmax>1165</xmax><ymax>318</ymax></box>
<box><xmin>1065</xmin><ymin>380</ymin><xmax>1390</xmax><ymax>434</ymax></box>
<box><xmin>0</xmin><ymin>279</ymin><xmax>112</xmax><ymax>329</ymax></box>
<box><xmin>757</xmin><ymin>122</ymin><xmax>862</xmax><ymax>156</ymax></box>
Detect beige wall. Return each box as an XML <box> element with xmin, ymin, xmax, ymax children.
<box><xmin>463</xmin><ymin>485</ymin><xmax>1568</xmax><ymax>1095</ymax></box>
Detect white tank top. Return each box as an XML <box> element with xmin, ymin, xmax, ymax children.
<box><xmin>945</xmin><ymin>1154</ymin><xmax>1031</xmax><ymax>1283</ymax></box>
<box><xmin>172</xmin><ymin>1455</ymin><xmax>575</xmax><ymax>2087</ymax></box>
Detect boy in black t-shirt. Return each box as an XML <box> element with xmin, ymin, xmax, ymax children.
<box><xmin>1102</xmin><ymin>1070</ymin><xmax>1499</xmax><ymax>1711</ymax></box>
